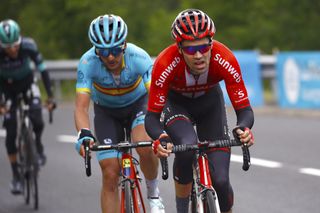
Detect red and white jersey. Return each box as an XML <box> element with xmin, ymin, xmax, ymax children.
<box><xmin>148</xmin><ymin>40</ymin><xmax>251</xmax><ymax>113</ymax></box>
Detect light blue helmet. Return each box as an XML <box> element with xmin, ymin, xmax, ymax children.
<box><xmin>88</xmin><ymin>14</ymin><xmax>128</xmax><ymax>48</ymax></box>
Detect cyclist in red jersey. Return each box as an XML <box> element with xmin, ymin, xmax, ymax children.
<box><xmin>145</xmin><ymin>9</ymin><xmax>254</xmax><ymax>213</ymax></box>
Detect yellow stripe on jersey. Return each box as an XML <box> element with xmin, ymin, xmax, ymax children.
<box><xmin>144</xmin><ymin>81</ymin><xmax>151</xmax><ymax>92</ymax></box>
<box><xmin>93</xmin><ymin>77</ymin><xmax>142</xmax><ymax>96</ymax></box>
<box><xmin>76</xmin><ymin>88</ymin><xmax>91</xmax><ymax>94</ymax></box>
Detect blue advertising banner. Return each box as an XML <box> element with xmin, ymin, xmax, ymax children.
<box><xmin>277</xmin><ymin>52</ymin><xmax>320</xmax><ymax>108</ymax></box>
<box><xmin>220</xmin><ymin>51</ymin><xmax>264</xmax><ymax>107</ymax></box>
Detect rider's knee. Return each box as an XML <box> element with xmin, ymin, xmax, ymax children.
<box><xmin>136</xmin><ymin>147</ymin><xmax>154</xmax><ymax>159</ymax></box>
<box><xmin>5</xmin><ymin>139</ymin><xmax>17</xmax><ymax>155</ymax></box>
<box><xmin>100</xmin><ymin>160</ymin><xmax>120</xmax><ymax>183</ymax></box>
<box><xmin>5</xmin><ymin>124</ymin><xmax>17</xmax><ymax>154</ymax></box>
<box><xmin>214</xmin><ymin>176</ymin><xmax>230</xmax><ymax>190</ymax></box>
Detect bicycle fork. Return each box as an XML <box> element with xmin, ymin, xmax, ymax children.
<box><xmin>193</xmin><ymin>154</ymin><xmax>221</xmax><ymax>213</ymax></box>
<box><xmin>120</xmin><ymin>153</ymin><xmax>146</xmax><ymax>213</ymax></box>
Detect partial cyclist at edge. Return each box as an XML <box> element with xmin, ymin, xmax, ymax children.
<box><xmin>145</xmin><ymin>9</ymin><xmax>255</xmax><ymax>213</ymax></box>
<box><xmin>0</xmin><ymin>19</ymin><xmax>56</xmax><ymax>194</ymax></box>
<box><xmin>74</xmin><ymin>14</ymin><xmax>165</xmax><ymax>213</ymax></box>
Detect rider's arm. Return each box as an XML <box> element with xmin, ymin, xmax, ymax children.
<box><xmin>213</xmin><ymin>41</ymin><xmax>253</xmax><ymax>128</ymax></box>
<box><xmin>74</xmin><ymin>91</ymin><xmax>96</xmax><ymax>155</ymax></box>
<box><xmin>235</xmin><ymin>106</ymin><xmax>254</xmax><ymax>129</ymax></box>
<box><xmin>0</xmin><ymin>85</ymin><xmax>4</xmax><ymax>111</ymax></box>
<box><xmin>75</xmin><ymin>54</ymin><xmax>94</xmax><ymax>132</ymax></box>
<box><xmin>0</xmin><ymin>79</ymin><xmax>3</xmax><ymax>104</ymax></box>
<box><xmin>74</xmin><ymin>92</ymin><xmax>91</xmax><ymax>131</ymax></box>
<box><xmin>25</xmin><ymin>37</ymin><xmax>54</xmax><ymax>99</ymax></box>
<box><xmin>213</xmin><ymin>41</ymin><xmax>254</xmax><ymax>145</ymax></box>
<box><xmin>145</xmin><ymin>111</ymin><xmax>164</xmax><ymax>140</ymax></box>
<box><xmin>40</xmin><ymin>70</ymin><xmax>53</xmax><ymax>98</ymax></box>
<box><xmin>74</xmin><ymin>55</ymin><xmax>96</xmax><ymax>155</ymax></box>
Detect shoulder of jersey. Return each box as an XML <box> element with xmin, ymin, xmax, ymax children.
<box><xmin>20</xmin><ymin>37</ymin><xmax>37</xmax><ymax>51</ymax></box>
<box><xmin>154</xmin><ymin>44</ymin><xmax>180</xmax><ymax>65</ymax></box>
<box><xmin>125</xmin><ymin>43</ymin><xmax>150</xmax><ymax>61</ymax></box>
<box><xmin>212</xmin><ymin>40</ymin><xmax>232</xmax><ymax>54</ymax></box>
<box><xmin>79</xmin><ymin>47</ymin><xmax>98</xmax><ymax>65</ymax></box>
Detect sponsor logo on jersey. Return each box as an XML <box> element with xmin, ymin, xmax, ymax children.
<box><xmin>154</xmin><ymin>94</ymin><xmax>166</xmax><ymax>107</ymax></box>
<box><xmin>171</xmin><ymin>84</ymin><xmax>215</xmax><ymax>92</ymax></box>
<box><xmin>103</xmin><ymin>138</ymin><xmax>112</xmax><ymax>144</ymax></box>
<box><xmin>234</xmin><ymin>89</ymin><xmax>245</xmax><ymax>99</ymax></box>
<box><xmin>214</xmin><ymin>53</ymin><xmax>241</xmax><ymax>83</ymax></box>
<box><xmin>155</xmin><ymin>56</ymin><xmax>181</xmax><ymax>87</ymax></box>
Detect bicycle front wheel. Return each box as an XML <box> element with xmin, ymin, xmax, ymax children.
<box><xmin>190</xmin><ymin>187</ymin><xmax>197</xmax><ymax>213</ymax></box>
<box><xmin>23</xmin><ymin>171</ymin><xmax>30</xmax><ymax>205</ymax></box>
<box><xmin>124</xmin><ymin>180</ymin><xmax>134</xmax><ymax>213</ymax></box>
<box><xmin>204</xmin><ymin>190</ymin><xmax>219</xmax><ymax>213</ymax></box>
<box><xmin>22</xmin><ymin>123</ymin><xmax>39</xmax><ymax>210</ymax></box>
<box><xmin>29</xmin><ymin>168</ymin><xmax>38</xmax><ymax>210</ymax></box>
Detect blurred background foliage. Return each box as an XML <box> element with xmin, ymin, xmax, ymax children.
<box><xmin>1</xmin><ymin>0</ymin><xmax>320</xmax><ymax>59</ymax></box>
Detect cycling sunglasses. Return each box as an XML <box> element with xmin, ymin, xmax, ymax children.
<box><xmin>96</xmin><ymin>45</ymin><xmax>125</xmax><ymax>57</ymax></box>
<box><xmin>180</xmin><ymin>43</ymin><xmax>212</xmax><ymax>55</ymax></box>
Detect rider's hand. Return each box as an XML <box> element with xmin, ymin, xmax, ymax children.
<box><xmin>46</xmin><ymin>97</ymin><xmax>57</xmax><ymax>111</ymax></box>
<box><xmin>0</xmin><ymin>102</ymin><xmax>7</xmax><ymax>115</ymax></box>
<box><xmin>0</xmin><ymin>106</ymin><xmax>7</xmax><ymax>115</ymax></box>
<box><xmin>232</xmin><ymin>126</ymin><xmax>254</xmax><ymax>146</ymax></box>
<box><xmin>152</xmin><ymin>134</ymin><xmax>173</xmax><ymax>158</ymax></box>
<box><xmin>76</xmin><ymin>128</ymin><xmax>96</xmax><ymax>157</ymax></box>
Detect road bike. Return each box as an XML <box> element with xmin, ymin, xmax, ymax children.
<box><xmin>16</xmin><ymin>91</ymin><xmax>39</xmax><ymax>210</ymax></box>
<box><xmin>161</xmin><ymin>138</ymin><xmax>251</xmax><ymax>213</ymax></box>
<box><xmin>13</xmin><ymin>90</ymin><xmax>54</xmax><ymax>210</ymax></box>
<box><xmin>84</xmin><ymin>138</ymin><xmax>153</xmax><ymax>213</ymax></box>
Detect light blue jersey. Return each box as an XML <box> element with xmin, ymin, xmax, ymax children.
<box><xmin>76</xmin><ymin>43</ymin><xmax>152</xmax><ymax>108</ymax></box>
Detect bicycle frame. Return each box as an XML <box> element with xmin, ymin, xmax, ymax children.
<box><xmin>16</xmin><ymin>93</ymin><xmax>39</xmax><ymax>210</ymax></box>
<box><xmin>161</xmin><ymin>139</ymin><xmax>250</xmax><ymax>213</ymax></box>
<box><xmin>120</xmin><ymin>151</ymin><xmax>146</xmax><ymax>213</ymax></box>
<box><xmin>192</xmin><ymin>148</ymin><xmax>221</xmax><ymax>213</ymax></box>
<box><xmin>84</xmin><ymin>140</ymin><xmax>153</xmax><ymax>213</ymax></box>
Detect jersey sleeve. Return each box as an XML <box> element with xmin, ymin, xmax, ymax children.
<box><xmin>76</xmin><ymin>56</ymin><xmax>93</xmax><ymax>94</ymax></box>
<box><xmin>213</xmin><ymin>42</ymin><xmax>251</xmax><ymax>110</ymax></box>
<box><xmin>23</xmin><ymin>37</ymin><xmax>46</xmax><ymax>72</ymax></box>
<box><xmin>147</xmin><ymin>47</ymin><xmax>177</xmax><ymax>113</ymax></box>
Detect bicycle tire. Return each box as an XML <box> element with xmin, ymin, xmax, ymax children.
<box><xmin>30</xmin><ymin>168</ymin><xmax>38</xmax><ymax>210</ymax></box>
<box><xmin>22</xmin><ymin>122</ymin><xmax>39</xmax><ymax>209</ymax></box>
<box><xmin>190</xmin><ymin>195</ymin><xmax>197</xmax><ymax>212</ymax></box>
<box><xmin>190</xmin><ymin>185</ymin><xmax>197</xmax><ymax>213</ymax></box>
<box><xmin>124</xmin><ymin>180</ymin><xmax>134</xmax><ymax>213</ymax></box>
<box><xmin>26</xmin><ymin>129</ymin><xmax>39</xmax><ymax>210</ymax></box>
<box><xmin>24</xmin><ymin>171</ymin><xmax>30</xmax><ymax>205</ymax></box>
<box><xmin>204</xmin><ymin>190</ymin><xmax>219</xmax><ymax>213</ymax></box>
<box><xmin>19</xmin><ymin>126</ymin><xmax>31</xmax><ymax>205</ymax></box>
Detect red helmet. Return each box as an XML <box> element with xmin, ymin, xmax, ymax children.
<box><xmin>171</xmin><ymin>9</ymin><xmax>215</xmax><ymax>43</ymax></box>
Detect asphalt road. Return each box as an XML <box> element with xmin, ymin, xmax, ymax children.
<box><xmin>0</xmin><ymin>103</ymin><xmax>320</xmax><ymax>213</ymax></box>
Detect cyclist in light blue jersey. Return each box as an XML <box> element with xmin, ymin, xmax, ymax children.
<box><xmin>77</xmin><ymin>42</ymin><xmax>151</xmax><ymax>108</ymax></box>
<box><xmin>74</xmin><ymin>14</ymin><xmax>165</xmax><ymax>213</ymax></box>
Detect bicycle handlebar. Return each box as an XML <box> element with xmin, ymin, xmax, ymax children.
<box><xmin>160</xmin><ymin>158</ymin><xmax>169</xmax><ymax>180</ymax></box>
<box><xmin>49</xmin><ymin>110</ymin><xmax>53</xmax><ymax>124</ymax></box>
<box><xmin>83</xmin><ymin>140</ymin><xmax>153</xmax><ymax>177</ymax></box>
<box><xmin>91</xmin><ymin>141</ymin><xmax>153</xmax><ymax>151</ymax></box>
<box><xmin>160</xmin><ymin>138</ymin><xmax>251</xmax><ymax>180</ymax></box>
<box><xmin>84</xmin><ymin>140</ymin><xmax>91</xmax><ymax>177</ymax></box>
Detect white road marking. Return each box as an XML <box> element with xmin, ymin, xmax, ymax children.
<box><xmin>2</xmin><ymin>133</ymin><xmax>318</xmax><ymax>178</ymax></box>
<box><xmin>299</xmin><ymin>168</ymin><xmax>320</xmax><ymax>177</ymax></box>
<box><xmin>0</xmin><ymin>129</ymin><xmax>6</xmax><ymax>137</ymax></box>
<box><xmin>57</xmin><ymin>135</ymin><xmax>77</xmax><ymax>143</ymax></box>
<box><xmin>231</xmin><ymin>154</ymin><xmax>283</xmax><ymax>168</ymax></box>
